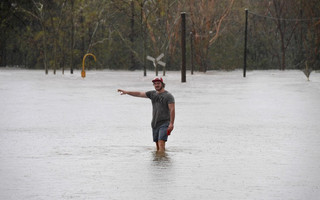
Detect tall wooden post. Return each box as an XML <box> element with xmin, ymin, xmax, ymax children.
<box><xmin>181</xmin><ymin>12</ymin><xmax>186</xmax><ymax>83</ymax></box>
<box><xmin>70</xmin><ymin>0</ymin><xmax>74</xmax><ymax>74</ymax></box>
<box><xmin>190</xmin><ymin>32</ymin><xmax>194</xmax><ymax>75</ymax></box>
<box><xmin>130</xmin><ymin>0</ymin><xmax>136</xmax><ymax>70</ymax></box>
<box><xmin>141</xmin><ymin>2</ymin><xmax>146</xmax><ymax>76</ymax></box>
<box><xmin>243</xmin><ymin>9</ymin><xmax>248</xmax><ymax>77</ymax></box>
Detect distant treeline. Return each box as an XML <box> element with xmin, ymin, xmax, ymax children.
<box><xmin>1</xmin><ymin>0</ymin><xmax>319</xmax><ymax>73</ymax></box>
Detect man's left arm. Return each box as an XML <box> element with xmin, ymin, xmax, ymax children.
<box><xmin>168</xmin><ymin>103</ymin><xmax>175</xmax><ymax>132</ymax></box>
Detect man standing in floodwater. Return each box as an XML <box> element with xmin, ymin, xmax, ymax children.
<box><xmin>118</xmin><ymin>77</ymin><xmax>175</xmax><ymax>153</ymax></box>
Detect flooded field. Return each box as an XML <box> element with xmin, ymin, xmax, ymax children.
<box><xmin>1</xmin><ymin>69</ymin><xmax>320</xmax><ymax>200</ymax></box>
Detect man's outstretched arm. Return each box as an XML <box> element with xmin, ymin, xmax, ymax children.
<box><xmin>118</xmin><ymin>89</ymin><xmax>147</xmax><ymax>98</ymax></box>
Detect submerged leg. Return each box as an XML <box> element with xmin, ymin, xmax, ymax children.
<box><xmin>157</xmin><ymin>140</ymin><xmax>166</xmax><ymax>152</ymax></box>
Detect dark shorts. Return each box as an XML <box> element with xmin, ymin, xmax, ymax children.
<box><xmin>152</xmin><ymin>122</ymin><xmax>169</xmax><ymax>142</ymax></box>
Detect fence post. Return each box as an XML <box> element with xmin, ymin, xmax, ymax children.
<box><xmin>243</xmin><ymin>9</ymin><xmax>248</xmax><ymax>77</ymax></box>
<box><xmin>181</xmin><ymin>12</ymin><xmax>186</xmax><ymax>82</ymax></box>
<box><xmin>190</xmin><ymin>32</ymin><xmax>194</xmax><ymax>75</ymax></box>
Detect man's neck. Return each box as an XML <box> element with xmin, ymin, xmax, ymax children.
<box><xmin>156</xmin><ymin>89</ymin><xmax>165</xmax><ymax>93</ymax></box>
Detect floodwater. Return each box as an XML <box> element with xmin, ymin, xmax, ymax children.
<box><xmin>1</xmin><ymin>69</ymin><xmax>320</xmax><ymax>200</ymax></box>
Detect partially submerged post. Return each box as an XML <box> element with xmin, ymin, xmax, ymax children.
<box><xmin>243</xmin><ymin>9</ymin><xmax>248</xmax><ymax>78</ymax></box>
<box><xmin>181</xmin><ymin>12</ymin><xmax>186</xmax><ymax>83</ymax></box>
<box><xmin>190</xmin><ymin>31</ymin><xmax>194</xmax><ymax>75</ymax></box>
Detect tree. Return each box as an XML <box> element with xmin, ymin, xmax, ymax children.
<box><xmin>142</xmin><ymin>0</ymin><xmax>183</xmax><ymax>73</ymax></box>
<box><xmin>1</xmin><ymin>0</ymin><xmax>318</xmax><ymax>72</ymax></box>
<box><xmin>70</xmin><ymin>0</ymin><xmax>75</xmax><ymax>74</ymax></box>
<box><xmin>266</xmin><ymin>0</ymin><xmax>300</xmax><ymax>70</ymax></box>
<box><xmin>302</xmin><ymin>0</ymin><xmax>320</xmax><ymax>71</ymax></box>
<box><xmin>188</xmin><ymin>0</ymin><xmax>234</xmax><ymax>72</ymax></box>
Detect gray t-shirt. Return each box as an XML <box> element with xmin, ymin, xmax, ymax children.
<box><xmin>146</xmin><ymin>90</ymin><xmax>175</xmax><ymax>128</ymax></box>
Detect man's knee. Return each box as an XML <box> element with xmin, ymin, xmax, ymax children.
<box><xmin>158</xmin><ymin>140</ymin><xmax>165</xmax><ymax>144</ymax></box>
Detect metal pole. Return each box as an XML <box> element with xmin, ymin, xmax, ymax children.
<box><xmin>181</xmin><ymin>12</ymin><xmax>186</xmax><ymax>82</ymax></box>
<box><xmin>70</xmin><ymin>0</ymin><xmax>74</xmax><ymax>74</ymax></box>
<box><xmin>156</xmin><ymin>64</ymin><xmax>158</xmax><ymax>76</ymax></box>
<box><xmin>243</xmin><ymin>9</ymin><xmax>248</xmax><ymax>77</ymax></box>
<box><xmin>190</xmin><ymin>32</ymin><xmax>194</xmax><ymax>75</ymax></box>
<box><xmin>141</xmin><ymin>2</ymin><xmax>146</xmax><ymax>76</ymax></box>
<box><xmin>130</xmin><ymin>0</ymin><xmax>135</xmax><ymax>71</ymax></box>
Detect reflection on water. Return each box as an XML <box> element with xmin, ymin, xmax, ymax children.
<box><xmin>146</xmin><ymin>150</ymin><xmax>175</xmax><ymax>197</ymax></box>
<box><xmin>152</xmin><ymin>151</ymin><xmax>170</xmax><ymax>163</ymax></box>
<box><xmin>150</xmin><ymin>151</ymin><xmax>173</xmax><ymax>171</ymax></box>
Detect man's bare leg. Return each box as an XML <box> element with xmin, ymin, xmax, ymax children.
<box><xmin>157</xmin><ymin>140</ymin><xmax>166</xmax><ymax>152</ymax></box>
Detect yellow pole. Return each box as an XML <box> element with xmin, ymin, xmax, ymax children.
<box><xmin>81</xmin><ymin>53</ymin><xmax>96</xmax><ymax>78</ymax></box>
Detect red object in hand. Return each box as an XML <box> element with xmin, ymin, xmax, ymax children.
<box><xmin>167</xmin><ymin>129</ymin><xmax>172</xmax><ymax>135</ymax></box>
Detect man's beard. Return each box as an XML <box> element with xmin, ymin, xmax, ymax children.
<box><xmin>155</xmin><ymin>85</ymin><xmax>163</xmax><ymax>91</ymax></box>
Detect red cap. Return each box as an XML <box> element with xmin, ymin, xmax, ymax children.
<box><xmin>152</xmin><ymin>77</ymin><xmax>164</xmax><ymax>83</ymax></box>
